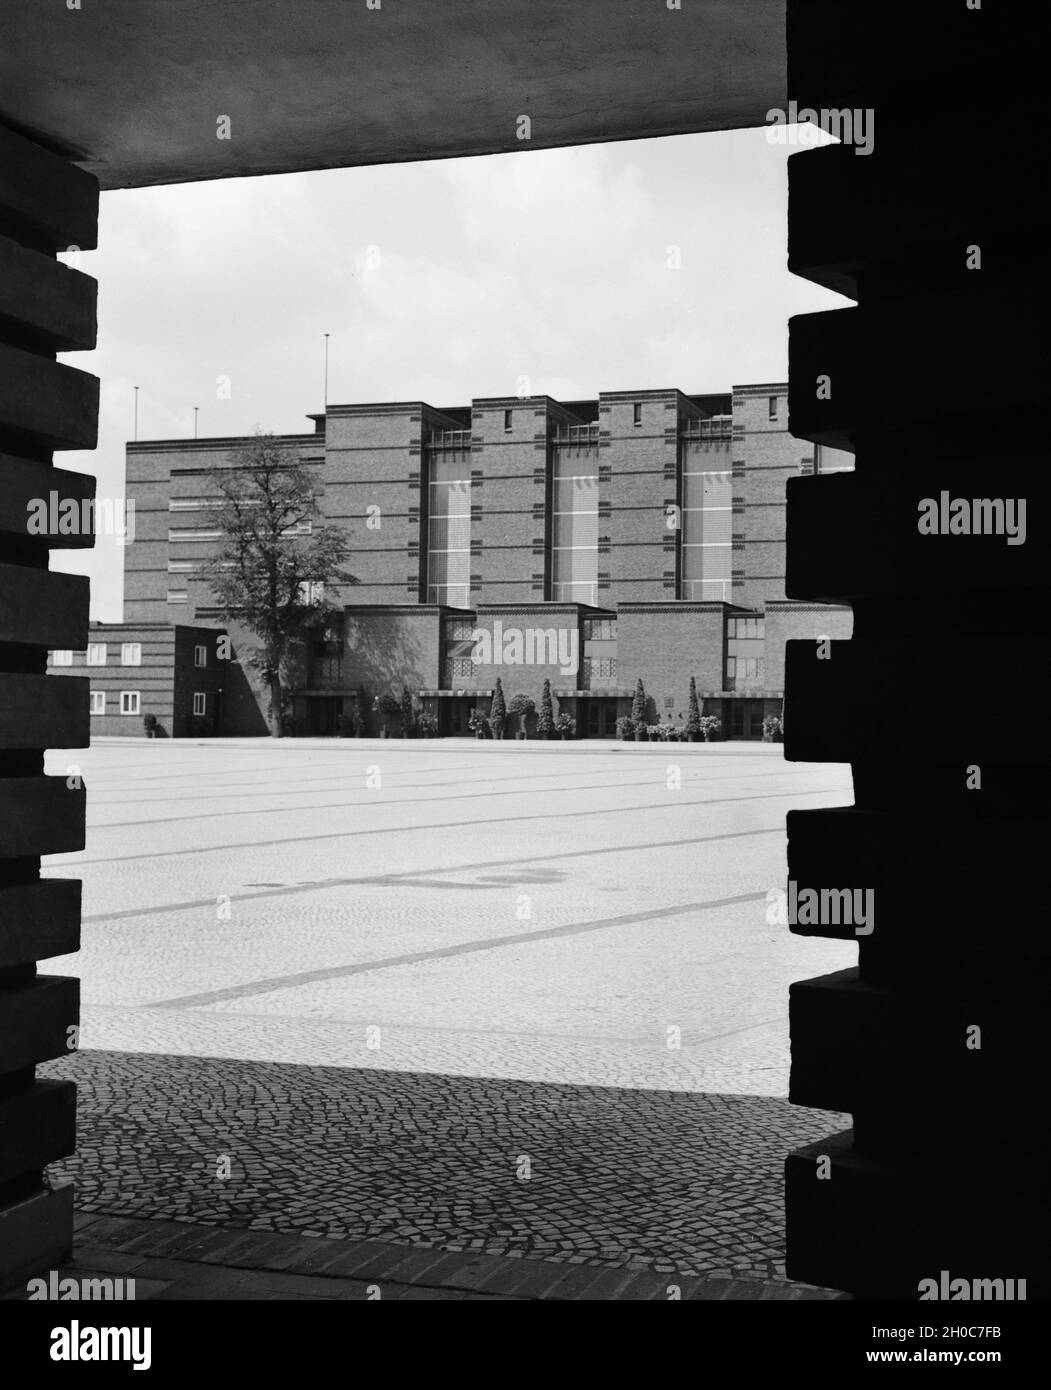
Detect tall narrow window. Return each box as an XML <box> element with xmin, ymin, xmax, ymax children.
<box><xmin>681</xmin><ymin>464</ymin><xmax>732</xmax><ymax>600</ymax></box>
<box><xmin>633</xmin><ymin>403</ymin><xmax>642</xmax><ymax>428</ymax></box>
<box><xmin>504</xmin><ymin>409</ymin><xmax>513</xmax><ymax>432</ymax></box>
<box><xmin>768</xmin><ymin>395</ymin><xmax>778</xmax><ymax>420</ymax></box>
<box><xmin>427</xmin><ymin>451</ymin><xmax>472</xmax><ymax>608</ymax></box>
<box><xmin>551</xmin><ymin>450</ymin><xmax>598</xmax><ymax>604</ymax></box>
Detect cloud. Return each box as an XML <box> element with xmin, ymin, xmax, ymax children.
<box><xmin>54</xmin><ymin>130</ymin><xmax>848</xmax><ymax>619</ymax></box>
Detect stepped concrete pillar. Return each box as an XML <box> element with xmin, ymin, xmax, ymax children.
<box><xmin>782</xmin><ymin>4</ymin><xmax>1047</xmax><ymax>1297</ymax></box>
<box><xmin>0</xmin><ymin>123</ymin><xmax>97</xmax><ymax>1290</ymax></box>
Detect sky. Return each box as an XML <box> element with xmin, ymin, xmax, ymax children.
<box><xmin>55</xmin><ymin>126</ymin><xmax>845</xmax><ymax>620</ymax></box>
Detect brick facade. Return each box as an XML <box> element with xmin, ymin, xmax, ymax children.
<box><xmin>47</xmin><ymin>624</ymin><xmax>228</xmax><ymax>738</ymax></box>
<box><xmin>84</xmin><ymin>380</ymin><xmax>850</xmax><ymax>737</ymax></box>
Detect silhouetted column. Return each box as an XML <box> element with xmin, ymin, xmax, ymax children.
<box><xmin>0</xmin><ymin>123</ymin><xmax>97</xmax><ymax>1290</ymax></box>
<box><xmin>782</xmin><ymin>3</ymin><xmax>1048</xmax><ymax>1298</ymax></box>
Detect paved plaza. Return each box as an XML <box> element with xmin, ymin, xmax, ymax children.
<box><xmin>41</xmin><ymin>737</ymin><xmax>855</xmax><ymax>1281</ymax></box>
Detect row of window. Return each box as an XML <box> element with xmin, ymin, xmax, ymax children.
<box><xmin>52</xmin><ymin>644</ymin><xmax>209</xmax><ymax>668</ymax></box>
<box><xmin>53</xmin><ymin>642</ymin><xmax>141</xmax><ymax>666</ymax></box>
<box><xmin>90</xmin><ymin>691</ymin><xmax>208</xmax><ymax>716</ymax></box>
<box><xmin>167</xmin><ymin>581</ymin><xmax>322</xmax><ymax>605</ymax></box>
<box><xmin>441</xmin><ymin>617</ymin><xmax>761</xmax><ymax>646</ymax></box>
<box><xmin>168</xmin><ymin>522</ymin><xmax>312</xmax><ymax>537</ymax></box>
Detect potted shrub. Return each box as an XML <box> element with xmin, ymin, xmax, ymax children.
<box><xmin>143</xmin><ymin>713</ymin><xmax>158</xmax><ymax>739</ymax></box>
<box><xmin>698</xmin><ymin>714</ymin><xmax>722</xmax><ymax>743</ymax></box>
<box><xmin>763</xmin><ymin>713</ymin><xmax>784</xmax><ymax>743</ymax></box>
<box><xmin>336</xmin><ymin>713</ymin><xmax>356</xmax><ymax>738</ymax></box>
<box><xmin>416</xmin><ymin>712</ymin><xmax>438</xmax><ymax>738</ymax></box>
<box><xmin>555</xmin><ymin>711</ymin><xmax>576</xmax><ymax>741</ymax></box>
<box><xmin>615</xmin><ymin>715</ymin><xmax>635</xmax><ymax>742</ymax></box>
<box><xmin>468</xmin><ymin>709</ymin><xmax>489</xmax><ymax>740</ymax></box>
<box><xmin>355</xmin><ymin>685</ymin><xmax>370</xmax><ymax>737</ymax></box>
<box><xmin>631</xmin><ymin>679</ymin><xmax>648</xmax><ymax>741</ymax></box>
<box><xmin>489</xmin><ymin>678</ymin><xmax>507</xmax><ymax>740</ymax></box>
<box><xmin>536</xmin><ymin>680</ymin><xmax>555</xmax><ymax>740</ymax></box>
<box><xmin>373</xmin><ymin>692</ymin><xmax>399</xmax><ymax>738</ymax></box>
<box><xmin>400</xmin><ymin>686</ymin><xmax>416</xmax><ymax>739</ymax></box>
<box><xmin>686</xmin><ymin>676</ymin><xmax>702</xmax><ymax>742</ymax></box>
<box><xmin>509</xmin><ymin>693</ymin><xmax>534</xmax><ymax>740</ymax></box>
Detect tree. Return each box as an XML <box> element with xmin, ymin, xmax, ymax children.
<box><xmin>631</xmin><ymin>678</ymin><xmax>648</xmax><ymax>742</ymax></box>
<box><xmin>509</xmin><ymin>693</ymin><xmax>535</xmax><ymax>739</ymax></box>
<box><xmin>490</xmin><ymin>677</ymin><xmax>507</xmax><ymax>739</ymax></box>
<box><xmin>536</xmin><ymin>679</ymin><xmax>555</xmax><ymax>739</ymax></box>
<box><xmin>355</xmin><ymin>685</ymin><xmax>370</xmax><ymax>737</ymax></box>
<box><xmin>200</xmin><ymin>433</ymin><xmax>353</xmax><ymax>736</ymax></box>
<box><xmin>400</xmin><ymin>686</ymin><xmax>416</xmax><ymax>738</ymax></box>
<box><xmin>631</xmin><ymin>678</ymin><xmax>647</xmax><ymax>726</ymax></box>
<box><xmin>686</xmin><ymin>676</ymin><xmax>702</xmax><ymax>739</ymax></box>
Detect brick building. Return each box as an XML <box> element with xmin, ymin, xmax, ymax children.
<box><xmin>48</xmin><ymin>382</ymin><xmax>852</xmax><ymax>738</ymax></box>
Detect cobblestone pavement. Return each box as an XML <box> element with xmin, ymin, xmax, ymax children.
<box><xmin>44</xmin><ymin>1051</ymin><xmax>845</xmax><ymax>1279</ymax></box>
<box><xmin>40</xmin><ymin>738</ymin><xmax>854</xmax><ymax>1280</ymax></box>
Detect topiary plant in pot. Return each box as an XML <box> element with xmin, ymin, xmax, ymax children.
<box><xmin>468</xmin><ymin>709</ymin><xmax>489</xmax><ymax>740</ymax></box>
<box><xmin>631</xmin><ymin>679</ymin><xmax>648</xmax><ymax>740</ymax></box>
<box><xmin>400</xmin><ymin>686</ymin><xmax>416</xmax><ymax>739</ymax></box>
<box><xmin>489</xmin><ymin>677</ymin><xmax>507</xmax><ymax>740</ymax></box>
<box><xmin>355</xmin><ymin>685</ymin><xmax>370</xmax><ymax>737</ymax></box>
<box><xmin>508</xmin><ymin>693</ymin><xmax>534</xmax><ymax>740</ymax></box>
<box><xmin>373</xmin><ymin>692</ymin><xmax>399</xmax><ymax>738</ymax></box>
<box><xmin>686</xmin><ymin>676</ymin><xmax>702</xmax><ymax>742</ymax></box>
<box><xmin>536</xmin><ymin>680</ymin><xmax>555</xmax><ymax>740</ymax></box>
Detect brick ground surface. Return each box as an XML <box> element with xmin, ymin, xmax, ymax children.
<box><xmin>2</xmin><ymin>1214</ymin><xmax>844</xmax><ymax>1301</ymax></box>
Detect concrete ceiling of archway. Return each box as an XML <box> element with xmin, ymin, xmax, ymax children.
<box><xmin>1</xmin><ymin>0</ymin><xmax>784</xmax><ymax>190</ymax></box>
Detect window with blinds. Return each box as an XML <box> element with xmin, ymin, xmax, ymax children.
<box><xmin>681</xmin><ymin>466</ymin><xmax>732</xmax><ymax>600</ymax></box>
<box><xmin>427</xmin><ymin>453</ymin><xmax>472</xmax><ymax>608</ymax></box>
<box><xmin>551</xmin><ymin>452</ymin><xmax>598</xmax><ymax>604</ymax></box>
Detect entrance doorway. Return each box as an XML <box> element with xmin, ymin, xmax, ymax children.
<box><xmin>439</xmin><ymin>696</ymin><xmax>477</xmax><ymax>736</ymax></box>
<box><xmin>308</xmin><ymin>696</ymin><xmax>342</xmax><ymax>736</ymax></box>
<box><xmin>729</xmin><ymin>699</ymin><xmax>765</xmax><ymax>740</ymax></box>
<box><xmin>579</xmin><ymin>698</ymin><xmax>619</xmax><ymax>739</ymax></box>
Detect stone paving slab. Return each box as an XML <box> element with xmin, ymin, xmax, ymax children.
<box><xmin>27</xmin><ymin>741</ymin><xmax>856</xmax><ymax>1301</ymax></box>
